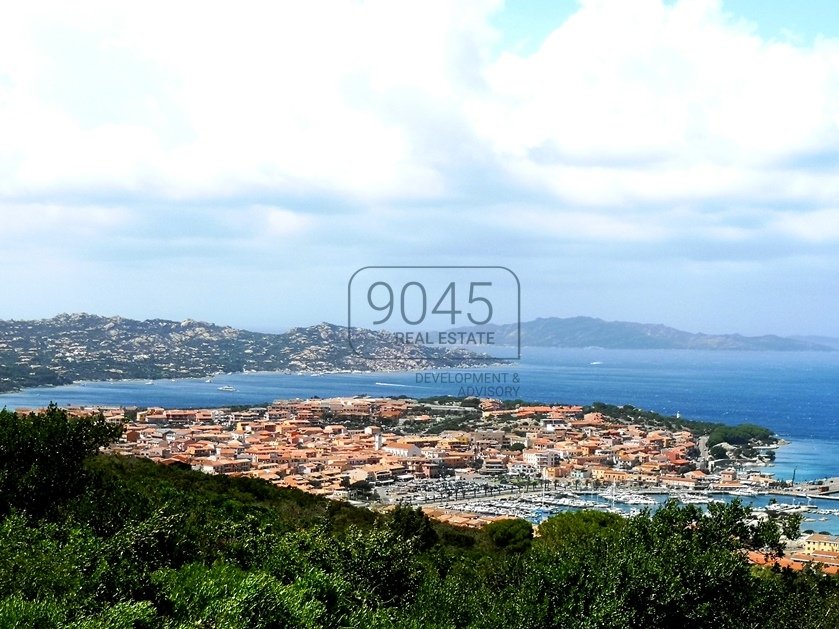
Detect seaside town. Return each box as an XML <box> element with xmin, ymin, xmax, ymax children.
<box><xmin>21</xmin><ymin>395</ymin><xmax>839</xmax><ymax>574</ymax></box>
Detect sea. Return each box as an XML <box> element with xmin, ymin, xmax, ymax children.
<box><xmin>2</xmin><ymin>347</ymin><xmax>838</xmax><ymax>484</ymax></box>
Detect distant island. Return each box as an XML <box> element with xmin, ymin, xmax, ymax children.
<box><xmin>456</xmin><ymin>316</ymin><xmax>834</xmax><ymax>351</ymax></box>
<box><xmin>1</xmin><ymin>313</ymin><xmax>833</xmax><ymax>395</ymax></box>
<box><xmin>0</xmin><ymin>314</ymin><xmax>497</xmax><ymax>393</ymax></box>
<box><xmin>791</xmin><ymin>335</ymin><xmax>839</xmax><ymax>350</ymax></box>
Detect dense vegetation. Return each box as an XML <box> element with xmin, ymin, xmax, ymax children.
<box><xmin>409</xmin><ymin>399</ymin><xmax>776</xmax><ymax>446</ymax></box>
<box><xmin>1</xmin><ymin>406</ymin><xmax>837</xmax><ymax>627</ymax></box>
<box><xmin>585</xmin><ymin>401</ymin><xmax>755</xmax><ymax>435</ymax></box>
<box><xmin>706</xmin><ymin>423</ymin><xmax>776</xmax><ymax>448</ymax></box>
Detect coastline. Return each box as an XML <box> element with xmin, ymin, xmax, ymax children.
<box><xmin>3</xmin><ymin>349</ymin><xmax>839</xmax><ymax>485</ymax></box>
<box><xmin>0</xmin><ymin>360</ymin><xmax>511</xmax><ymax>396</ymax></box>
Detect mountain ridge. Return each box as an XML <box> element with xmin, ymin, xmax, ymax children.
<box><xmin>2</xmin><ymin>312</ymin><xmax>831</xmax><ymax>395</ymax></box>
<box><xmin>0</xmin><ymin>313</ymin><xmax>497</xmax><ymax>393</ymax></box>
<box><xmin>455</xmin><ymin>316</ymin><xmax>834</xmax><ymax>351</ymax></box>
<box><xmin>790</xmin><ymin>334</ymin><xmax>839</xmax><ymax>350</ymax></box>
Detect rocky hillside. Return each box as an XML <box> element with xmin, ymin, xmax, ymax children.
<box><xmin>0</xmin><ymin>314</ymin><xmax>496</xmax><ymax>392</ymax></box>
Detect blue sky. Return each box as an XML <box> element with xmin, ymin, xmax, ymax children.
<box><xmin>2</xmin><ymin>0</ymin><xmax>839</xmax><ymax>337</ymax></box>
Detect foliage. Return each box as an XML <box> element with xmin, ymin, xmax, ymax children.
<box><xmin>536</xmin><ymin>509</ymin><xmax>625</xmax><ymax>549</ymax></box>
<box><xmin>0</xmin><ymin>408</ymin><xmax>834</xmax><ymax>628</ymax></box>
<box><xmin>152</xmin><ymin>563</ymin><xmax>320</xmax><ymax>628</ymax></box>
<box><xmin>481</xmin><ymin>518</ymin><xmax>533</xmax><ymax>554</ymax></box>
<box><xmin>0</xmin><ymin>405</ymin><xmax>121</xmax><ymax>518</ymax></box>
<box><xmin>385</xmin><ymin>505</ymin><xmax>439</xmax><ymax>551</ymax></box>
<box><xmin>707</xmin><ymin>423</ymin><xmax>776</xmax><ymax>448</ymax></box>
<box><xmin>710</xmin><ymin>444</ymin><xmax>728</xmax><ymax>459</ymax></box>
<box><xmin>585</xmin><ymin>401</ymin><xmax>722</xmax><ymax>434</ymax></box>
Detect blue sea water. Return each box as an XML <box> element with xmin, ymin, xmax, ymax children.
<box><xmin>2</xmin><ymin>348</ymin><xmax>838</xmax><ymax>481</ymax></box>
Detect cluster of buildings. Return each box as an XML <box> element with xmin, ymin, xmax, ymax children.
<box><xmin>108</xmin><ymin>397</ymin><xmax>472</xmax><ymax>495</ymax></box>
<box><xmin>65</xmin><ymin>396</ymin><xmax>784</xmax><ymax>498</ymax></box>
<box><xmin>18</xmin><ymin>397</ymin><xmax>839</xmax><ymax>565</ymax></box>
<box><xmin>749</xmin><ymin>533</ymin><xmax>839</xmax><ymax>574</ymax></box>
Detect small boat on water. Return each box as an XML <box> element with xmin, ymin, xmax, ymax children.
<box><xmin>767</xmin><ymin>502</ymin><xmax>811</xmax><ymax>515</ymax></box>
<box><xmin>217</xmin><ymin>385</ymin><xmax>237</xmax><ymax>392</ymax></box>
<box><xmin>676</xmin><ymin>493</ymin><xmax>707</xmax><ymax>504</ymax></box>
<box><xmin>729</xmin><ymin>487</ymin><xmax>761</xmax><ymax>497</ymax></box>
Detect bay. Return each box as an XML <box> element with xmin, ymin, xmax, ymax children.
<box><xmin>2</xmin><ymin>347</ymin><xmax>838</xmax><ymax>481</ymax></box>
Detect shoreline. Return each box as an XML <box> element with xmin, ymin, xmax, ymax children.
<box><xmin>0</xmin><ymin>361</ymin><xmax>512</xmax><ymax>396</ymax></box>
<box><xmin>3</xmin><ymin>358</ymin><xmax>839</xmax><ymax>484</ymax></box>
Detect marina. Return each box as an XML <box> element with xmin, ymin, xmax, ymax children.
<box><xmin>382</xmin><ymin>479</ymin><xmax>839</xmax><ymax>532</ymax></box>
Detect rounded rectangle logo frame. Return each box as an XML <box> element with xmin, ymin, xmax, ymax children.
<box><xmin>347</xmin><ymin>265</ymin><xmax>521</xmax><ymax>362</ymax></box>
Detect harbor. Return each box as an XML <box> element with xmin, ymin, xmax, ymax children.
<box><xmin>380</xmin><ymin>478</ymin><xmax>839</xmax><ymax>532</ymax></box>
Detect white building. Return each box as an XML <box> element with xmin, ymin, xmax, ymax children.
<box><xmin>382</xmin><ymin>441</ymin><xmax>422</xmax><ymax>458</ymax></box>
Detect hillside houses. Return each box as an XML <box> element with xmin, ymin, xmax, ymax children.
<box><xmin>99</xmin><ymin>396</ymin><xmax>733</xmax><ymax>499</ymax></box>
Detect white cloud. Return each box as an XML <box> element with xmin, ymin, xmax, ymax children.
<box><xmin>256</xmin><ymin>206</ymin><xmax>314</xmax><ymax>238</ymax></box>
<box><xmin>3</xmin><ymin>0</ymin><xmax>839</xmax><ymax>334</ymax></box>
<box><xmin>769</xmin><ymin>208</ymin><xmax>839</xmax><ymax>243</ymax></box>
<box><xmin>0</xmin><ymin>1</ymin><xmax>501</xmax><ymax>202</ymax></box>
<box><xmin>0</xmin><ymin>204</ymin><xmax>131</xmax><ymax>237</ymax></box>
<box><xmin>2</xmin><ymin>0</ymin><xmax>838</xmax><ymax>218</ymax></box>
<box><xmin>469</xmin><ymin>0</ymin><xmax>839</xmax><ymax>209</ymax></box>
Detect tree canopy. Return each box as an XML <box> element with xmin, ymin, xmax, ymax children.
<box><xmin>0</xmin><ymin>407</ymin><xmax>834</xmax><ymax>628</ymax></box>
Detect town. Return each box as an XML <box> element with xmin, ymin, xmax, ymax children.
<box><xmin>16</xmin><ymin>394</ymin><xmax>839</xmax><ymax>574</ymax></box>
<box><xmin>28</xmin><ymin>396</ymin><xmax>818</xmax><ymax>502</ymax></box>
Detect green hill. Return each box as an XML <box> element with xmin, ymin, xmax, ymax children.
<box><xmin>0</xmin><ymin>406</ymin><xmax>836</xmax><ymax>627</ymax></box>
<box><xmin>0</xmin><ymin>314</ymin><xmax>496</xmax><ymax>392</ymax></box>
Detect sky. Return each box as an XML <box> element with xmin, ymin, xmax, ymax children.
<box><xmin>2</xmin><ymin>0</ymin><xmax>839</xmax><ymax>337</ymax></box>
